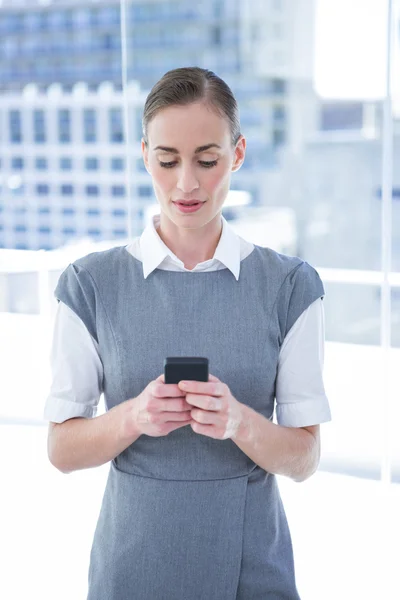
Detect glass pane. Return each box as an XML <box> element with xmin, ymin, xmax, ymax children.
<box><xmin>0</xmin><ymin>1</ymin><xmax>399</xmax><ymax>600</ymax></box>
<box><xmin>120</xmin><ymin>1</ymin><xmax>399</xmax><ymax>598</ymax></box>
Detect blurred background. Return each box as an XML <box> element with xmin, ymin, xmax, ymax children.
<box><xmin>0</xmin><ymin>0</ymin><xmax>400</xmax><ymax>598</ymax></box>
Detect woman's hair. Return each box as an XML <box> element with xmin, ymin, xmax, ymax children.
<box><xmin>142</xmin><ymin>66</ymin><xmax>241</xmax><ymax>147</ymax></box>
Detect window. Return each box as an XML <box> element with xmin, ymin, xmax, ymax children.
<box><xmin>58</xmin><ymin>109</ymin><xmax>71</xmax><ymax>143</ymax></box>
<box><xmin>273</xmin><ymin>105</ymin><xmax>286</xmax><ymax>121</ymax></box>
<box><xmin>9</xmin><ymin>110</ymin><xmax>22</xmax><ymax>143</ymax></box>
<box><xmin>11</xmin><ymin>157</ymin><xmax>24</xmax><ymax>170</ymax></box>
<box><xmin>271</xmin><ymin>78</ymin><xmax>286</xmax><ymax>95</ymax></box>
<box><xmin>138</xmin><ymin>185</ymin><xmax>152</xmax><ymax>197</ymax></box>
<box><xmin>35</xmin><ymin>157</ymin><xmax>47</xmax><ymax>170</ymax></box>
<box><xmin>38</xmin><ymin>207</ymin><xmax>51</xmax><ymax>214</ymax></box>
<box><xmin>85</xmin><ymin>157</ymin><xmax>99</xmax><ymax>170</ymax></box>
<box><xmin>60</xmin><ymin>184</ymin><xmax>74</xmax><ymax>196</ymax></box>
<box><xmin>38</xmin><ymin>226</ymin><xmax>51</xmax><ymax>234</ymax></box>
<box><xmin>83</xmin><ymin>109</ymin><xmax>97</xmax><ymax>143</ymax></box>
<box><xmin>36</xmin><ymin>184</ymin><xmax>49</xmax><ymax>195</ymax></box>
<box><xmin>87</xmin><ymin>208</ymin><xmax>100</xmax><ymax>216</ymax></box>
<box><xmin>111</xmin><ymin>157</ymin><xmax>124</xmax><ymax>171</ymax></box>
<box><xmin>62</xmin><ymin>208</ymin><xmax>75</xmax><ymax>215</ymax></box>
<box><xmin>60</xmin><ymin>157</ymin><xmax>72</xmax><ymax>170</ymax></box>
<box><xmin>111</xmin><ymin>185</ymin><xmax>125</xmax><ymax>197</ymax></box>
<box><xmin>62</xmin><ymin>227</ymin><xmax>76</xmax><ymax>234</ymax></box>
<box><xmin>33</xmin><ymin>110</ymin><xmax>46</xmax><ymax>143</ymax></box>
<box><xmin>113</xmin><ymin>229</ymin><xmax>126</xmax><ymax>236</ymax></box>
<box><xmin>87</xmin><ymin>228</ymin><xmax>102</xmax><ymax>237</ymax></box>
<box><xmin>112</xmin><ymin>209</ymin><xmax>126</xmax><ymax>217</ymax></box>
<box><xmin>109</xmin><ymin>108</ymin><xmax>124</xmax><ymax>143</ymax></box>
<box><xmin>86</xmin><ymin>185</ymin><xmax>99</xmax><ymax>196</ymax></box>
<box><xmin>212</xmin><ymin>26</ymin><xmax>221</xmax><ymax>45</ymax></box>
<box><xmin>272</xmin><ymin>129</ymin><xmax>286</xmax><ymax>146</ymax></box>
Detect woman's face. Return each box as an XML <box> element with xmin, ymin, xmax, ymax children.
<box><xmin>141</xmin><ymin>101</ymin><xmax>245</xmax><ymax>227</ymax></box>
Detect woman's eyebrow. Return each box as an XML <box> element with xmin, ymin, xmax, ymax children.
<box><xmin>153</xmin><ymin>143</ymin><xmax>222</xmax><ymax>153</ymax></box>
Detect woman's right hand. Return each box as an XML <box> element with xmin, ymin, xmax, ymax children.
<box><xmin>129</xmin><ymin>374</ymin><xmax>193</xmax><ymax>437</ymax></box>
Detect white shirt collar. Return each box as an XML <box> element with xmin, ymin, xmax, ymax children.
<box><xmin>139</xmin><ymin>213</ymin><xmax>241</xmax><ymax>280</ymax></box>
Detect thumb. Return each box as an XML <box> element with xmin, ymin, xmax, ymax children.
<box><xmin>156</xmin><ymin>373</ymin><xmax>165</xmax><ymax>382</ymax></box>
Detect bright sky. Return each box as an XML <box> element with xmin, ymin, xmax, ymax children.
<box><xmin>314</xmin><ymin>0</ymin><xmax>398</xmax><ymax>101</ymax></box>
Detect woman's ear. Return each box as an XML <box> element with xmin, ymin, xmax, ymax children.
<box><xmin>231</xmin><ymin>135</ymin><xmax>246</xmax><ymax>173</ymax></box>
<box><xmin>141</xmin><ymin>138</ymin><xmax>151</xmax><ymax>174</ymax></box>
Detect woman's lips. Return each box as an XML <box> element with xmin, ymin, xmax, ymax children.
<box><xmin>173</xmin><ymin>201</ymin><xmax>205</xmax><ymax>213</ymax></box>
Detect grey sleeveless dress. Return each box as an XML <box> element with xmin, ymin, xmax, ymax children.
<box><xmin>54</xmin><ymin>244</ymin><xmax>325</xmax><ymax>599</ymax></box>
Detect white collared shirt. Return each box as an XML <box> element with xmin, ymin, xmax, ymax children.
<box><xmin>43</xmin><ymin>213</ymin><xmax>331</xmax><ymax>427</ymax></box>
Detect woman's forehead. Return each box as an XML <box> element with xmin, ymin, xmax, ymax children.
<box><xmin>147</xmin><ymin>103</ymin><xmax>230</xmax><ymax>145</ymax></box>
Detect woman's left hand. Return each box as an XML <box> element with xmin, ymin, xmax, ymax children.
<box><xmin>178</xmin><ymin>374</ymin><xmax>245</xmax><ymax>440</ymax></box>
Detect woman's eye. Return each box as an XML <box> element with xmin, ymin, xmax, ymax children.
<box><xmin>159</xmin><ymin>161</ymin><xmax>176</xmax><ymax>168</ymax></box>
<box><xmin>199</xmin><ymin>160</ymin><xmax>218</xmax><ymax>168</ymax></box>
<box><xmin>158</xmin><ymin>160</ymin><xmax>218</xmax><ymax>169</ymax></box>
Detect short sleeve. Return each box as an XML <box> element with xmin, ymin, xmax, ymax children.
<box><xmin>277</xmin><ymin>260</ymin><xmax>325</xmax><ymax>346</ymax></box>
<box><xmin>43</xmin><ymin>301</ymin><xmax>103</xmax><ymax>423</ymax></box>
<box><xmin>54</xmin><ymin>262</ymin><xmax>99</xmax><ymax>343</ymax></box>
<box><xmin>275</xmin><ymin>298</ymin><xmax>332</xmax><ymax>427</ymax></box>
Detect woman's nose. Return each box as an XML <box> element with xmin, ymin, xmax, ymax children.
<box><xmin>176</xmin><ymin>166</ymin><xmax>200</xmax><ymax>194</ymax></box>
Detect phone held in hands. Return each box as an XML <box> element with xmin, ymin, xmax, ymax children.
<box><xmin>164</xmin><ymin>357</ymin><xmax>209</xmax><ymax>384</ymax></box>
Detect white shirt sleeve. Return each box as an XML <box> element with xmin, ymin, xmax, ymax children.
<box><xmin>43</xmin><ymin>300</ymin><xmax>103</xmax><ymax>423</ymax></box>
<box><xmin>275</xmin><ymin>298</ymin><xmax>332</xmax><ymax>428</ymax></box>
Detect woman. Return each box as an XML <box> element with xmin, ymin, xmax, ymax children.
<box><xmin>45</xmin><ymin>67</ymin><xmax>332</xmax><ymax>599</ymax></box>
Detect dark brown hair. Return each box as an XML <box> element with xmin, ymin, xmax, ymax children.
<box><xmin>142</xmin><ymin>67</ymin><xmax>241</xmax><ymax>147</ymax></box>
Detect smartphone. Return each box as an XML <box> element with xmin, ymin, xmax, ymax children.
<box><xmin>164</xmin><ymin>357</ymin><xmax>209</xmax><ymax>384</ymax></box>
